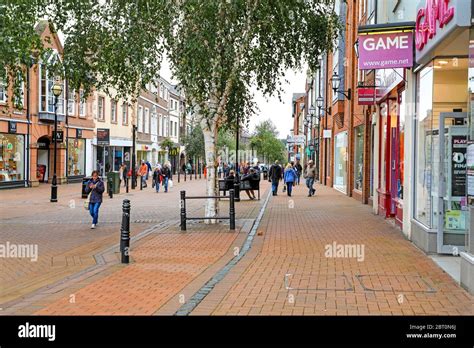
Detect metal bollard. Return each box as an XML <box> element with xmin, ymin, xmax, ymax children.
<box><xmin>180</xmin><ymin>190</ymin><xmax>186</xmax><ymax>231</ymax></box>
<box><xmin>126</xmin><ymin>177</ymin><xmax>129</xmax><ymax>193</ymax></box>
<box><xmin>178</xmin><ymin>170</ymin><xmax>180</xmax><ymax>183</ymax></box>
<box><xmin>184</xmin><ymin>171</ymin><xmax>186</xmax><ymax>181</ymax></box>
<box><xmin>234</xmin><ymin>182</ymin><xmax>240</xmax><ymax>202</ymax></box>
<box><xmin>229</xmin><ymin>189</ymin><xmax>235</xmax><ymax>230</ymax></box>
<box><xmin>108</xmin><ymin>178</ymin><xmax>113</xmax><ymax>198</ymax></box>
<box><xmin>199</xmin><ymin>163</ymin><xmax>202</xmax><ymax>179</ymax></box>
<box><xmin>140</xmin><ymin>176</ymin><xmax>143</xmax><ymax>190</ymax></box>
<box><xmin>120</xmin><ymin>199</ymin><xmax>131</xmax><ymax>264</ymax></box>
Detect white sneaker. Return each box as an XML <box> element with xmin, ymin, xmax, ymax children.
<box><xmin>91</xmin><ymin>224</ymin><xmax>96</xmax><ymax>229</ymax></box>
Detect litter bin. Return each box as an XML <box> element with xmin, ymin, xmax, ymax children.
<box><xmin>81</xmin><ymin>177</ymin><xmax>93</xmax><ymax>198</ymax></box>
<box><xmin>107</xmin><ymin>171</ymin><xmax>121</xmax><ymax>194</ymax></box>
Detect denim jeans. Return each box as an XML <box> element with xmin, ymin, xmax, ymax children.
<box><xmin>89</xmin><ymin>202</ymin><xmax>101</xmax><ymax>225</ymax></box>
<box><xmin>163</xmin><ymin>177</ymin><xmax>169</xmax><ymax>192</ymax></box>
<box><xmin>286</xmin><ymin>182</ymin><xmax>293</xmax><ymax>196</ymax></box>
<box><xmin>271</xmin><ymin>180</ymin><xmax>279</xmax><ymax>194</ymax></box>
<box><xmin>306</xmin><ymin>177</ymin><xmax>315</xmax><ymax>195</ymax></box>
<box><xmin>155</xmin><ymin>182</ymin><xmax>160</xmax><ymax>192</ymax></box>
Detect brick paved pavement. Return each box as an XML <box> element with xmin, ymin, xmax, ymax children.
<box><xmin>0</xmin><ymin>177</ymin><xmax>231</xmax><ymax>306</ymax></box>
<box><xmin>192</xmin><ymin>183</ymin><xmax>474</xmax><ymax>316</ymax></box>
<box><xmin>0</xmin><ymin>178</ymin><xmax>269</xmax><ymax>314</ymax></box>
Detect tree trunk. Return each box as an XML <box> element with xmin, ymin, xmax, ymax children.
<box><xmin>201</xmin><ymin>119</ymin><xmax>219</xmax><ymax>223</ymax></box>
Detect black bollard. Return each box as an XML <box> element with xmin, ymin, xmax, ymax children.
<box><xmin>126</xmin><ymin>177</ymin><xmax>129</xmax><ymax>193</ymax></box>
<box><xmin>108</xmin><ymin>178</ymin><xmax>113</xmax><ymax>198</ymax></box>
<box><xmin>229</xmin><ymin>189</ymin><xmax>235</xmax><ymax>231</ymax></box>
<box><xmin>180</xmin><ymin>190</ymin><xmax>186</xmax><ymax>231</ymax></box>
<box><xmin>120</xmin><ymin>199</ymin><xmax>131</xmax><ymax>264</ymax></box>
<box><xmin>178</xmin><ymin>170</ymin><xmax>180</xmax><ymax>183</ymax></box>
<box><xmin>140</xmin><ymin>176</ymin><xmax>143</xmax><ymax>190</ymax></box>
<box><xmin>234</xmin><ymin>182</ymin><xmax>240</xmax><ymax>202</ymax></box>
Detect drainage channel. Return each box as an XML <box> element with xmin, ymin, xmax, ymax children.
<box><xmin>174</xmin><ymin>189</ymin><xmax>272</xmax><ymax>316</ymax></box>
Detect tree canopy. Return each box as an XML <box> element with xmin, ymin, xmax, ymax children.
<box><xmin>250</xmin><ymin>119</ymin><xmax>286</xmax><ymax>164</ymax></box>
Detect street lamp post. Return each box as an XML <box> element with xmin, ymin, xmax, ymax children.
<box><xmin>50</xmin><ymin>81</ymin><xmax>63</xmax><ymax>203</ymax></box>
<box><xmin>131</xmin><ymin>125</ymin><xmax>137</xmax><ymax>189</ymax></box>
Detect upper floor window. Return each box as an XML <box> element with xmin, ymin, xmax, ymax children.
<box><xmin>159</xmin><ymin>114</ymin><xmax>163</xmax><ymax>136</ymax></box>
<box><xmin>159</xmin><ymin>84</ymin><xmax>164</xmax><ymax>98</ymax></box>
<box><xmin>138</xmin><ymin>105</ymin><xmax>143</xmax><ymax>132</ymax></box>
<box><xmin>0</xmin><ymin>68</ymin><xmax>6</xmax><ymax>103</ymax></box>
<box><xmin>97</xmin><ymin>96</ymin><xmax>105</xmax><ymax>121</ymax></box>
<box><xmin>13</xmin><ymin>72</ymin><xmax>24</xmax><ymax>109</ymax></box>
<box><xmin>79</xmin><ymin>89</ymin><xmax>86</xmax><ymax>117</ymax></box>
<box><xmin>122</xmin><ymin>103</ymin><xmax>128</xmax><ymax>125</ymax></box>
<box><xmin>39</xmin><ymin>63</ymin><xmax>65</xmax><ymax>114</ymax></box>
<box><xmin>67</xmin><ymin>88</ymin><xmax>75</xmax><ymax>115</ymax></box>
<box><xmin>144</xmin><ymin>107</ymin><xmax>149</xmax><ymax>133</ymax></box>
<box><xmin>111</xmin><ymin>100</ymin><xmax>117</xmax><ymax>123</ymax></box>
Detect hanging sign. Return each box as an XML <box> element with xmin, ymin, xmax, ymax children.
<box><xmin>97</xmin><ymin>128</ymin><xmax>110</xmax><ymax>146</ymax></box>
<box><xmin>358</xmin><ymin>32</ymin><xmax>414</xmax><ymax>70</ymax></box>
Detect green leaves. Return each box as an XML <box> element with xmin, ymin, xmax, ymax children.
<box><xmin>250</xmin><ymin>119</ymin><xmax>286</xmax><ymax>164</ymax></box>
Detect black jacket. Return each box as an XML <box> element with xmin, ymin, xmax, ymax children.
<box><xmin>84</xmin><ymin>179</ymin><xmax>105</xmax><ymax>203</ymax></box>
<box><xmin>269</xmin><ymin>164</ymin><xmax>282</xmax><ymax>181</ymax></box>
<box><xmin>162</xmin><ymin>166</ymin><xmax>172</xmax><ymax>179</ymax></box>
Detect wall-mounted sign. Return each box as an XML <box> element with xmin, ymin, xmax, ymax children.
<box><xmin>52</xmin><ymin>131</ymin><xmax>64</xmax><ymax>143</ymax></box>
<box><xmin>415</xmin><ymin>0</ymin><xmax>471</xmax><ymax>64</ymax></box>
<box><xmin>287</xmin><ymin>135</ymin><xmax>305</xmax><ymax>144</ymax></box>
<box><xmin>358</xmin><ymin>32</ymin><xmax>413</xmax><ymax>70</ymax></box>
<box><xmin>8</xmin><ymin>121</ymin><xmax>17</xmax><ymax>134</ymax></box>
<box><xmin>323</xmin><ymin>130</ymin><xmax>332</xmax><ymax>139</ymax></box>
<box><xmin>415</xmin><ymin>0</ymin><xmax>455</xmax><ymax>51</ymax></box>
<box><xmin>452</xmin><ymin>135</ymin><xmax>467</xmax><ymax>197</ymax></box>
<box><xmin>76</xmin><ymin>129</ymin><xmax>83</xmax><ymax>138</ymax></box>
<box><xmin>97</xmin><ymin>128</ymin><xmax>110</xmax><ymax>146</ymax></box>
<box><xmin>357</xmin><ymin>88</ymin><xmax>384</xmax><ymax>105</ymax></box>
<box><xmin>169</xmin><ymin>148</ymin><xmax>179</xmax><ymax>156</ymax></box>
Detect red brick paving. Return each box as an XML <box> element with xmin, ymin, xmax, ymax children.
<box><xmin>203</xmin><ymin>183</ymin><xmax>474</xmax><ymax>315</ymax></box>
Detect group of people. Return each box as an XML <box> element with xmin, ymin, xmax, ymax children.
<box><xmin>268</xmin><ymin>159</ymin><xmax>316</xmax><ymax>197</ymax></box>
<box><xmin>224</xmin><ymin>165</ymin><xmax>261</xmax><ymax>200</ymax></box>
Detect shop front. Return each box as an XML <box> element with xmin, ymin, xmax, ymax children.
<box><xmin>334</xmin><ymin>131</ymin><xmax>348</xmax><ymax>193</ymax></box>
<box><xmin>412</xmin><ymin>0</ymin><xmax>471</xmax><ymax>254</ymax></box>
<box><xmin>0</xmin><ymin>126</ymin><xmax>26</xmax><ymax>187</ymax></box>
<box><xmin>94</xmin><ymin>129</ymin><xmax>132</xmax><ymax>176</ymax></box>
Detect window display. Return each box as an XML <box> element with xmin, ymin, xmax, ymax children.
<box><xmin>334</xmin><ymin>131</ymin><xmax>347</xmax><ymax>193</ymax></box>
<box><xmin>0</xmin><ymin>134</ymin><xmax>24</xmax><ymax>182</ymax></box>
<box><xmin>354</xmin><ymin>126</ymin><xmax>364</xmax><ymax>191</ymax></box>
<box><xmin>67</xmin><ymin>138</ymin><xmax>85</xmax><ymax>176</ymax></box>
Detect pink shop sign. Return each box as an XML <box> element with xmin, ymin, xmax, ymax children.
<box><xmin>358</xmin><ymin>32</ymin><xmax>414</xmax><ymax>70</ymax></box>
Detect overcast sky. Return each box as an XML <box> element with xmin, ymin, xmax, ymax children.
<box><xmin>161</xmin><ymin>58</ymin><xmax>306</xmax><ymax>140</ymax></box>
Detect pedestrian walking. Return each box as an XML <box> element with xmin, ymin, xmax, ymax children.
<box><xmin>84</xmin><ymin>170</ymin><xmax>105</xmax><ymax>229</ymax></box>
<box><xmin>283</xmin><ymin>163</ymin><xmax>297</xmax><ymax>197</ymax></box>
<box><xmin>119</xmin><ymin>163</ymin><xmax>127</xmax><ymax>187</ymax></box>
<box><xmin>152</xmin><ymin>165</ymin><xmax>162</xmax><ymax>193</ymax></box>
<box><xmin>145</xmin><ymin>160</ymin><xmax>152</xmax><ymax>180</ymax></box>
<box><xmin>295</xmin><ymin>160</ymin><xmax>303</xmax><ymax>185</ymax></box>
<box><xmin>268</xmin><ymin>160</ymin><xmax>282</xmax><ymax>196</ymax></box>
<box><xmin>138</xmin><ymin>161</ymin><xmax>148</xmax><ymax>188</ymax></box>
<box><xmin>162</xmin><ymin>162</ymin><xmax>172</xmax><ymax>192</ymax></box>
<box><xmin>304</xmin><ymin>160</ymin><xmax>317</xmax><ymax>197</ymax></box>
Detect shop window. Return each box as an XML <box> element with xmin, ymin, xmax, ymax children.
<box><xmin>0</xmin><ymin>70</ymin><xmax>6</xmax><ymax>103</ymax></box>
<box><xmin>414</xmin><ymin>58</ymin><xmax>469</xmax><ymax>228</ymax></box>
<box><xmin>334</xmin><ymin>131</ymin><xmax>347</xmax><ymax>193</ymax></box>
<box><xmin>0</xmin><ymin>134</ymin><xmax>24</xmax><ymax>182</ymax></box>
<box><xmin>354</xmin><ymin>125</ymin><xmax>364</xmax><ymax>191</ymax></box>
<box><xmin>67</xmin><ymin>138</ymin><xmax>85</xmax><ymax>176</ymax></box>
<box><xmin>138</xmin><ymin>106</ymin><xmax>143</xmax><ymax>132</ymax></box>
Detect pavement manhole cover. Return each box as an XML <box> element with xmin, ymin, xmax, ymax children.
<box><xmin>355</xmin><ymin>274</ymin><xmax>436</xmax><ymax>293</ymax></box>
<box><xmin>284</xmin><ymin>273</ymin><xmax>354</xmax><ymax>291</ymax></box>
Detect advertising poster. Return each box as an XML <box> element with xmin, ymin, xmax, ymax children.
<box><xmin>451</xmin><ymin>136</ymin><xmax>467</xmax><ymax>197</ymax></box>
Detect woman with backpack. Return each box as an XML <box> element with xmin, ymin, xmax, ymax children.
<box><xmin>283</xmin><ymin>163</ymin><xmax>297</xmax><ymax>197</ymax></box>
<box><xmin>84</xmin><ymin>170</ymin><xmax>105</xmax><ymax>229</ymax></box>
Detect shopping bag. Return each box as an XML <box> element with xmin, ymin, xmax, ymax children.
<box><xmin>84</xmin><ymin>191</ymin><xmax>92</xmax><ymax>210</ymax></box>
<box><xmin>168</xmin><ymin>179</ymin><xmax>173</xmax><ymax>188</ymax></box>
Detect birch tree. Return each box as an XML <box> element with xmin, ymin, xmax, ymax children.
<box><xmin>1</xmin><ymin>0</ymin><xmax>338</xmax><ymax>221</ymax></box>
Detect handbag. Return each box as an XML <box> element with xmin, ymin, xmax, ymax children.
<box><xmin>84</xmin><ymin>189</ymin><xmax>93</xmax><ymax>210</ymax></box>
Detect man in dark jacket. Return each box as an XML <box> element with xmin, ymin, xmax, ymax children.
<box><xmin>295</xmin><ymin>160</ymin><xmax>303</xmax><ymax>185</ymax></box>
<box><xmin>268</xmin><ymin>160</ymin><xmax>282</xmax><ymax>196</ymax></box>
<box><xmin>241</xmin><ymin>168</ymin><xmax>259</xmax><ymax>200</ymax></box>
<box><xmin>84</xmin><ymin>170</ymin><xmax>105</xmax><ymax>229</ymax></box>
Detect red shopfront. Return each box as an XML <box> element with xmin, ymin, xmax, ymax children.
<box><xmin>376</xmin><ymin>69</ymin><xmax>406</xmax><ymax>227</ymax></box>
